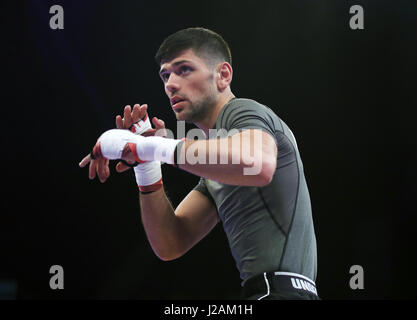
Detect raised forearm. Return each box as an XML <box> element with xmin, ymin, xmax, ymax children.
<box><xmin>177</xmin><ymin>130</ymin><xmax>277</xmax><ymax>186</ymax></box>
<box><xmin>87</xmin><ymin>128</ymin><xmax>276</xmax><ymax>187</ymax></box>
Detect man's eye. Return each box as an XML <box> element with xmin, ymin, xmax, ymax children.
<box><xmin>179</xmin><ymin>66</ymin><xmax>192</xmax><ymax>74</ymax></box>
<box><xmin>161</xmin><ymin>73</ymin><xmax>170</xmax><ymax>81</ymax></box>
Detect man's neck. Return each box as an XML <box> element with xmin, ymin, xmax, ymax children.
<box><xmin>195</xmin><ymin>92</ymin><xmax>235</xmax><ymax>136</ymax></box>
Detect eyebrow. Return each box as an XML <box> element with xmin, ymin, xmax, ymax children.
<box><xmin>159</xmin><ymin>60</ymin><xmax>192</xmax><ymax>76</ymax></box>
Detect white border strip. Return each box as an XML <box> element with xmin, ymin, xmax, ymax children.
<box><xmin>274</xmin><ymin>271</ymin><xmax>316</xmax><ymax>285</ymax></box>
<box><xmin>257</xmin><ymin>272</ymin><xmax>270</xmax><ymax>300</ymax></box>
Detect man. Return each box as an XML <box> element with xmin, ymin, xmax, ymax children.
<box><xmin>80</xmin><ymin>27</ymin><xmax>319</xmax><ymax>300</ymax></box>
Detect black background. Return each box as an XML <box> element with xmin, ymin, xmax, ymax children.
<box><xmin>1</xmin><ymin>0</ymin><xmax>416</xmax><ymax>300</ymax></box>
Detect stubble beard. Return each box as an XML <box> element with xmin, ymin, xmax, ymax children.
<box><xmin>179</xmin><ymin>84</ymin><xmax>218</xmax><ymax>124</ymax></box>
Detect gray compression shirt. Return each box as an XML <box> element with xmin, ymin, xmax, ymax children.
<box><xmin>193</xmin><ymin>98</ymin><xmax>318</xmax><ymax>285</ymax></box>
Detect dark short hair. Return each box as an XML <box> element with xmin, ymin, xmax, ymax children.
<box><xmin>155</xmin><ymin>27</ymin><xmax>232</xmax><ymax>67</ymax></box>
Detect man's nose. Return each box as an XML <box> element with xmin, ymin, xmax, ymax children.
<box><xmin>165</xmin><ymin>73</ymin><xmax>180</xmax><ymax>94</ymax></box>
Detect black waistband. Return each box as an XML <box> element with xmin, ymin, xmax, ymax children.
<box><xmin>242</xmin><ymin>271</ymin><xmax>318</xmax><ymax>300</ymax></box>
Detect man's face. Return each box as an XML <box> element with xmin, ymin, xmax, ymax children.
<box><xmin>159</xmin><ymin>49</ymin><xmax>219</xmax><ymax>123</ymax></box>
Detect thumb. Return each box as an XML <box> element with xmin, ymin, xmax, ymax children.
<box><xmin>115</xmin><ymin>161</ymin><xmax>131</xmax><ymax>173</ymax></box>
<box><xmin>153</xmin><ymin>117</ymin><xmax>167</xmax><ymax>137</ymax></box>
<box><xmin>153</xmin><ymin>117</ymin><xmax>165</xmax><ymax>129</ymax></box>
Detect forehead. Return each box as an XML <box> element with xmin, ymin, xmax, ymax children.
<box><xmin>159</xmin><ymin>49</ymin><xmax>208</xmax><ymax>72</ymax></box>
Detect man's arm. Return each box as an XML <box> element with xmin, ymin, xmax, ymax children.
<box><xmin>140</xmin><ymin>188</ymin><xmax>219</xmax><ymax>261</ymax></box>
<box><xmin>79</xmin><ymin>104</ymin><xmax>219</xmax><ymax>261</ymax></box>
<box><xmin>115</xmin><ymin>105</ymin><xmax>219</xmax><ymax>261</ymax></box>
<box><xmin>177</xmin><ymin>130</ymin><xmax>277</xmax><ymax>186</ymax></box>
<box><xmin>83</xmin><ymin>127</ymin><xmax>278</xmax><ymax>187</ymax></box>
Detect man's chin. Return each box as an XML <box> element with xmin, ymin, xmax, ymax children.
<box><xmin>174</xmin><ymin>110</ymin><xmax>189</xmax><ymax>122</ymax></box>
<box><xmin>174</xmin><ymin>103</ymin><xmax>209</xmax><ymax>123</ymax></box>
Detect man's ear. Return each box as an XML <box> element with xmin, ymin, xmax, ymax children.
<box><xmin>216</xmin><ymin>62</ymin><xmax>233</xmax><ymax>91</ymax></box>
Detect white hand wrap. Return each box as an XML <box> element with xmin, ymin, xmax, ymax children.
<box><xmin>130</xmin><ymin>114</ymin><xmax>151</xmax><ymax>135</ymax></box>
<box><xmin>98</xmin><ymin>129</ymin><xmax>138</xmax><ymax>160</ymax></box>
<box><xmin>130</xmin><ymin>115</ymin><xmax>163</xmax><ymax>192</ymax></box>
<box><xmin>98</xmin><ymin>129</ymin><xmax>182</xmax><ymax>164</ymax></box>
<box><xmin>96</xmin><ymin>128</ymin><xmax>183</xmax><ymax>191</ymax></box>
<box><xmin>133</xmin><ymin>160</ymin><xmax>162</xmax><ymax>191</ymax></box>
<box><xmin>134</xmin><ymin>135</ymin><xmax>183</xmax><ymax>164</ymax></box>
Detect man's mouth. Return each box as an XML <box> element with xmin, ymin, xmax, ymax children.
<box><xmin>171</xmin><ymin>96</ymin><xmax>186</xmax><ymax>111</ymax></box>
